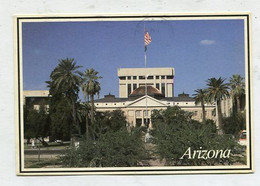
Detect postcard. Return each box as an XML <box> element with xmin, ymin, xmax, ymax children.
<box><xmin>15</xmin><ymin>13</ymin><xmax>253</xmax><ymax>175</ymax></box>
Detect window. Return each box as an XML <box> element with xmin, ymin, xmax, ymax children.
<box><xmin>33</xmin><ymin>105</ymin><xmax>40</xmax><ymax>110</ymax></box>
<box><xmin>136</xmin><ymin>111</ymin><xmax>141</xmax><ymax>117</ymax></box>
<box><xmin>167</xmin><ymin>76</ymin><xmax>173</xmax><ymax>79</ymax></box>
<box><xmin>127</xmin><ymin>76</ymin><xmax>131</xmax><ymax>80</ymax></box>
<box><xmin>161</xmin><ymin>83</ymin><xmax>165</xmax><ymax>95</ymax></box>
<box><xmin>161</xmin><ymin>76</ymin><xmax>165</xmax><ymax>79</ymax></box>
<box><xmin>119</xmin><ymin>76</ymin><xmax>126</xmax><ymax>80</ymax></box>
<box><xmin>127</xmin><ymin>84</ymin><xmax>131</xmax><ymax>96</ymax></box>
<box><xmin>139</xmin><ymin>76</ymin><xmax>145</xmax><ymax>79</ymax></box>
<box><xmin>156</xmin><ymin>76</ymin><xmax>159</xmax><ymax>79</ymax></box>
<box><xmin>147</xmin><ymin>76</ymin><xmax>153</xmax><ymax>79</ymax></box>
<box><xmin>186</xmin><ymin>103</ymin><xmax>188</xmax><ymax>104</ymax></box>
<box><xmin>114</xmin><ymin>103</ymin><xmax>116</xmax><ymax>105</ymax></box>
<box><xmin>156</xmin><ymin>83</ymin><xmax>160</xmax><ymax>90</ymax></box>
<box><xmin>133</xmin><ymin>83</ymin><xmax>137</xmax><ymax>90</ymax></box>
<box><xmin>133</xmin><ymin>76</ymin><xmax>137</xmax><ymax>80</ymax></box>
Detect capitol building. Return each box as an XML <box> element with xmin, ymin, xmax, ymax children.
<box><xmin>94</xmin><ymin>67</ymin><xmax>217</xmax><ymax>128</ymax></box>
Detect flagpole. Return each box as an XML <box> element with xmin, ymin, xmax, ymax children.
<box><xmin>144</xmin><ymin>23</ymin><xmax>148</xmax><ymax>128</ymax></box>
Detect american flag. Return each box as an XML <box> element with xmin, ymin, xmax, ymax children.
<box><xmin>144</xmin><ymin>31</ymin><xmax>152</xmax><ymax>46</ymax></box>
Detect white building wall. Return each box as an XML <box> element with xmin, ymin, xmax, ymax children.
<box><xmin>95</xmin><ymin>97</ymin><xmax>216</xmax><ymax>128</ymax></box>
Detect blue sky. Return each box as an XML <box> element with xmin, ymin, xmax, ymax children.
<box><xmin>22</xmin><ymin>19</ymin><xmax>245</xmax><ymax>99</ymax></box>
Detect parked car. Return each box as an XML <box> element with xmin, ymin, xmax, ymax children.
<box><xmin>55</xmin><ymin>139</ymin><xmax>63</xmax><ymax>144</ymax></box>
<box><xmin>238</xmin><ymin>130</ymin><xmax>247</xmax><ymax>146</ymax></box>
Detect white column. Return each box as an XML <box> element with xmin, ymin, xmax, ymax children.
<box><xmin>133</xmin><ymin>110</ymin><xmax>136</xmax><ymax>127</ymax></box>
<box><xmin>141</xmin><ymin>110</ymin><xmax>144</xmax><ymax>126</ymax></box>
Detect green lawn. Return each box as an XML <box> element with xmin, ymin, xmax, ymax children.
<box><xmin>24</xmin><ymin>158</ymin><xmax>62</xmax><ymax>168</ymax></box>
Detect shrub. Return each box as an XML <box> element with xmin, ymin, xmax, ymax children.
<box><xmin>223</xmin><ymin>112</ymin><xmax>246</xmax><ymax>136</ymax></box>
<box><xmin>60</xmin><ymin>128</ymin><xmax>148</xmax><ymax>167</ymax></box>
<box><xmin>151</xmin><ymin>106</ymin><xmax>244</xmax><ymax>166</ymax></box>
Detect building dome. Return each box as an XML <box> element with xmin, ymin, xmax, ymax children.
<box><xmin>129</xmin><ymin>86</ymin><xmax>165</xmax><ymax>99</ymax></box>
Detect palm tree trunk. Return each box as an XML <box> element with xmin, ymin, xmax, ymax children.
<box><xmin>86</xmin><ymin>110</ymin><xmax>89</xmax><ymax>138</ymax></box>
<box><xmin>201</xmin><ymin>100</ymin><xmax>206</xmax><ymax>124</ymax></box>
<box><xmin>90</xmin><ymin>94</ymin><xmax>94</xmax><ymax>124</ymax></box>
<box><xmin>71</xmin><ymin>99</ymin><xmax>80</xmax><ymax>135</ymax></box>
<box><xmin>236</xmin><ymin>96</ymin><xmax>241</xmax><ymax>113</ymax></box>
<box><xmin>217</xmin><ymin>100</ymin><xmax>223</xmax><ymax>135</ymax></box>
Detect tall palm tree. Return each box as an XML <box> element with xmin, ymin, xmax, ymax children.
<box><xmin>51</xmin><ymin>58</ymin><xmax>82</xmax><ymax>134</ymax></box>
<box><xmin>206</xmin><ymin>77</ymin><xmax>230</xmax><ymax>134</ymax></box>
<box><xmin>77</xmin><ymin>102</ymin><xmax>91</xmax><ymax>137</ymax></box>
<box><xmin>229</xmin><ymin>74</ymin><xmax>245</xmax><ymax>113</ymax></box>
<box><xmin>193</xmin><ymin>89</ymin><xmax>207</xmax><ymax>124</ymax></box>
<box><xmin>81</xmin><ymin>68</ymin><xmax>102</xmax><ymax>134</ymax></box>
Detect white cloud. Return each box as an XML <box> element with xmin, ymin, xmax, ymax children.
<box><xmin>200</xmin><ymin>40</ymin><xmax>216</xmax><ymax>45</ymax></box>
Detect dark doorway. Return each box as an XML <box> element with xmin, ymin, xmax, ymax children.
<box><xmin>136</xmin><ymin>119</ymin><xmax>142</xmax><ymax>127</ymax></box>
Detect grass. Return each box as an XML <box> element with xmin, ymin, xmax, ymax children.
<box><xmin>25</xmin><ymin>158</ymin><xmax>62</xmax><ymax>168</ymax></box>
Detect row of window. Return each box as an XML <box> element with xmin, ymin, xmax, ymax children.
<box><xmin>119</xmin><ymin>75</ymin><xmax>173</xmax><ymax>80</ymax></box>
<box><xmin>94</xmin><ymin>107</ymin><xmax>214</xmax><ymax>118</ymax></box>
<box><xmin>135</xmin><ymin>110</ymin><xmax>214</xmax><ymax>117</ymax></box>
<box><xmin>96</xmin><ymin>103</ymin><xmax>125</xmax><ymax>106</ymax></box>
<box><xmin>137</xmin><ymin>110</ymin><xmax>215</xmax><ymax>118</ymax></box>
<box><xmin>193</xmin><ymin>110</ymin><xmax>215</xmax><ymax>116</ymax></box>
<box><xmin>96</xmin><ymin>102</ymin><xmax>192</xmax><ymax>106</ymax></box>
<box><xmin>136</xmin><ymin>110</ymin><xmax>149</xmax><ymax>117</ymax></box>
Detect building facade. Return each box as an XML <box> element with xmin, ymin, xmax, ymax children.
<box><xmin>118</xmin><ymin>68</ymin><xmax>175</xmax><ymax>98</ymax></box>
<box><xmin>95</xmin><ymin>67</ymin><xmax>217</xmax><ymax>128</ymax></box>
<box><xmin>23</xmin><ymin>90</ymin><xmax>49</xmax><ymax>110</ymax></box>
<box><xmin>95</xmin><ymin>90</ymin><xmax>216</xmax><ymax>128</ymax></box>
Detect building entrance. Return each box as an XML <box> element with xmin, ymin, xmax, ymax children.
<box><xmin>136</xmin><ymin>119</ymin><xmax>142</xmax><ymax>127</ymax></box>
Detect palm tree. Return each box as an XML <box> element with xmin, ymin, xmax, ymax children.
<box><xmin>229</xmin><ymin>74</ymin><xmax>245</xmax><ymax>113</ymax></box>
<box><xmin>50</xmin><ymin>58</ymin><xmax>82</xmax><ymax>134</ymax></box>
<box><xmin>81</xmin><ymin>68</ymin><xmax>102</xmax><ymax>135</ymax></box>
<box><xmin>206</xmin><ymin>77</ymin><xmax>230</xmax><ymax>134</ymax></box>
<box><xmin>193</xmin><ymin>89</ymin><xmax>207</xmax><ymax>124</ymax></box>
<box><xmin>77</xmin><ymin>102</ymin><xmax>91</xmax><ymax>137</ymax></box>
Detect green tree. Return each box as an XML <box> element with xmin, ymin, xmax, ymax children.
<box><xmin>151</xmin><ymin>106</ymin><xmax>193</xmax><ymax>127</ymax></box>
<box><xmin>81</xmin><ymin>68</ymin><xmax>102</xmax><ymax>129</ymax></box>
<box><xmin>61</xmin><ymin>128</ymin><xmax>147</xmax><ymax>167</ymax></box>
<box><xmin>193</xmin><ymin>89</ymin><xmax>207</xmax><ymax>124</ymax></box>
<box><xmin>24</xmin><ymin>104</ymin><xmax>50</xmax><ymax>146</ymax></box>
<box><xmin>77</xmin><ymin>102</ymin><xmax>91</xmax><ymax>136</ymax></box>
<box><xmin>24</xmin><ymin>105</ymin><xmax>32</xmax><ymax>144</ymax></box>
<box><xmin>49</xmin><ymin>58</ymin><xmax>82</xmax><ymax>135</ymax></box>
<box><xmin>206</xmin><ymin>77</ymin><xmax>230</xmax><ymax>134</ymax></box>
<box><xmin>229</xmin><ymin>74</ymin><xmax>245</xmax><ymax>113</ymax></box>
<box><xmin>89</xmin><ymin>110</ymin><xmax>127</xmax><ymax>140</ymax></box>
<box><xmin>46</xmin><ymin>78</ymin><xmax>73</xmax><ymax>141</ymax></box>
<box><xmin>107</xmin><ymin>110</ymin><xmax>127</xmax><ymax>132</ymax></box>
<box><xmin>151</xmin><ymin>106</ymin><xmax>243</xmax><ymax>166</ymax></box>
<box><xmin>49</xmin><ymin>97</ymin><xmax>73</xmax><ymax>141</ymax></box>
<box><xmin>223</xmin><ymin>112</ymin><xmax>246</xmax><ymax>136</ymax></box>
